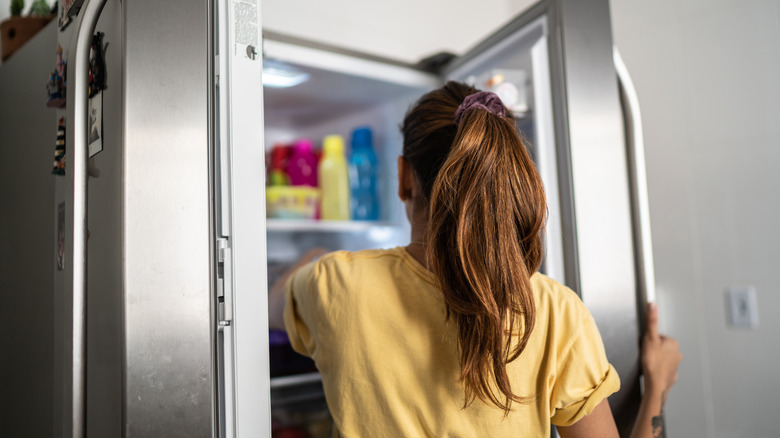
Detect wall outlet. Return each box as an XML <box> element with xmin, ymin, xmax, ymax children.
<box><xmin>726</xmin><ymin>287</ymin><xmax>759</xmax><ymax>329</ymax></box>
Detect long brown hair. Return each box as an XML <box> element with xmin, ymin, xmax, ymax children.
<box><xmin>401</xmin><ymin>82</ymin><xmax>547</xmax><ymax>413</ymax></box>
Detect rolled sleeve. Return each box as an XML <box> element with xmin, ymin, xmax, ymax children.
<box><xmin>549</xmin><ymin>312</ymin><xmax>621</xmax><ymax>426</ymax></box>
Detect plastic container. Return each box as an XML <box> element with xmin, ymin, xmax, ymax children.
<box><xmin>318</xmin><ymin>135</ymin><xmax>350</xmax><ymax>221</ymax></box>
<box><xmin>349</xmin><ymin>127</ymin><xmax>380</xmax><ymax>220</ymax></box>
<box><xmin>269</xmin><ymin>144</ymin><xmax>290</xmax><ymax>186</ymax></box>
<box><xmin>266</xmin><ymin>186</ymin><xmax>320</xmax><ymax>219</ymax></box>
<box><xmin>287</xmin><ymin>139</ymin><xmax>318</xmax><ymax>187</ymax></box>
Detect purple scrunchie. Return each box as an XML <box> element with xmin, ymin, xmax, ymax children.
<box><xmin>453</xmin><ymin>91</ymin><xmax>506</xmax><ymax>126</ymax></box>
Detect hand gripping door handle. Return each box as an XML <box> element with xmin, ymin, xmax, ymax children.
<box><xmin>614</xmin><ymin>47</ymin><xmax>669</xmax><ymax>435</ymax></box>
<box><xmin>71</xmin><ymin>0</ymin><xmax>107</xmax><ymax>436</ymax></box>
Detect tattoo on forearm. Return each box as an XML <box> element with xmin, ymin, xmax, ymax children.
<box><xmin>651</xmin><ymin>392</ymin><xmax>667</xmax><ymax>438</ymax></box>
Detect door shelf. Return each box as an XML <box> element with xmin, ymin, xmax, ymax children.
<box><xmin>267</xmin><ymin>219</ymin><xmax>395</xmax><ymax>233</ymax></box>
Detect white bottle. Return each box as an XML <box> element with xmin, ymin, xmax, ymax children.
<box><xmin>318</xmin><ymin>135</ymin><xmax>350</xmax><ymax>221</ymax></box>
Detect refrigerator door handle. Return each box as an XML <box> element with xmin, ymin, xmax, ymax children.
<box><xmin>71</xmin><ymin>0</ymin><xmax>108</xmax><ymax>436</ymax></box>
<box><xmin>613</xmin><ymin>47</ymin><xmax>657</xmax><ymax>310</ymax></box>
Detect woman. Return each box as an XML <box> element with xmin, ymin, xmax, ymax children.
<box><xmin>269</xmin><ymin>82</ymin><xmax>681</xmax><ymax>437</ymax></box>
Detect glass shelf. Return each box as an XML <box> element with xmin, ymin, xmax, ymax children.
<box><xmin>270</xmin><ymin>372</ymin><xmax>322</xmax><ymax>389</ymax></box>
<box><xmin>270</xmin><ymin>372</ymin><xmax>326</xmax><ymax>406</ymax></box>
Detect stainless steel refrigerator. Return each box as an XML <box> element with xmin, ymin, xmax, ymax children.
<box><xmin>0</xmin><ymin>0</ymin><xmax>653</xmax><ymax>436</ymax></box>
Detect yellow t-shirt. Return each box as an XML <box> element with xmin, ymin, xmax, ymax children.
<box><xmin>284</xmin><ymin>247</ymin><xmax>620</xmax><ymax>437</ymax></box>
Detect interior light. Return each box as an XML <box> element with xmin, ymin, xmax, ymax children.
<box><xmin>262</xmin><ymin>65</ymin><xmax>310</xmax><ymax>88</ymax></box>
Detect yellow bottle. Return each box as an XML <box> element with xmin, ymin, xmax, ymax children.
<box><xmin>318</xmin><ymin>135</ymin><xmax>350</xmax><ymax>220</ymax></box>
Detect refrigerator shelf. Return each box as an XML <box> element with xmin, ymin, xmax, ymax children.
<box><xmin>270</xmin><ymin>372</ymin><xmax>327</xmax><ymax>410</ymax></box>
<box><xmin>270</xmin><ymin>372</ymin><xmax>322</xmax><ymax>389</ymax></box>
<box><xmin>266</xmin><ymin>219</ymin><xmax>395</xmax><ymax>233</ymax></box>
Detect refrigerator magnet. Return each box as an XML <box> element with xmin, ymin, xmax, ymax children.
<box><xmin>62</xmin><ymin>0</ymin><xmax>85</xmax><ymax>20</ymax></box>
<box><xmin>88</xmin><ymin>92</ymin><xmax>103</xmax><ymax>157</ymax></box>
<box><xmin>46</xmin><ymin>45</ymin><xmax>67</xmax><ymax>108</ymax></box>
<box><xmin>87</xmin><ymin>32</ymin><xmax>107</xmax><ymax>157</ymax></box>
<box><xmin>58</xmin><ymin>2</ymin><xmax>72</xmax><ymax>31</ymax></box>
<box><xmin>88</xmin><ymin>32</ymin><xmax>107</xmax><ymax>98</ymax></box>
<box><xmin>52</xmin><ymin>117</ymin><xmax>66</xmax><ymax>175</ymax></box>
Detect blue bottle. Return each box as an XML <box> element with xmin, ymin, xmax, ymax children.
<box><xmin>349</xmin><ymin>127</ymin><xmax>380</xmax><ymax>220</ymax></box>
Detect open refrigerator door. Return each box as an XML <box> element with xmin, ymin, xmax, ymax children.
<box><xmin>215</xmin><ymin>0</ymin><xmax>269</xmax><ymax>436</ymax></box>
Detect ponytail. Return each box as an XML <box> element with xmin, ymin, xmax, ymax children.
<box><xmin>401</xmin><ymin>82</ymin><xmax>547</xmax><ymax>413</ymax></box>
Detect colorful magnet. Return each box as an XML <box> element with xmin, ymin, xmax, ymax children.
<box><xmin>59</xmin><ymin>1</ymin><xmax>73</xmax><ymax>30</ymax></box>
<box><xmin>46</xmin><ymin>45</ymin><xmax>67</xmax><ymax>108</ymax></box>
<box><xmin>52</xmin><ymin>116</ymin><xmax>66</xmax><ymax>175</ymax></box>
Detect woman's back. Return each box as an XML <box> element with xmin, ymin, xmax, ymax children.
<box><xmin>284</xmin><ymin>247</ymin><xmax>619</xmax><ymax>437</ymax></box>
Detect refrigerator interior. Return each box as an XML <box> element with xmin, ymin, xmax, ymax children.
<box><xmin>261</xmin><ymin>18</ymin><xmax>561</xmax><ymax>274</ymax></box>
<box><xmin>260</xmin><ymin>18</ymin><xmax>563</xmax><ymax>433</ymax></box>
<box><xmin>261</xmin><ymin>37</ymin><xmax>439</xmax><ymax>436</ymax></box>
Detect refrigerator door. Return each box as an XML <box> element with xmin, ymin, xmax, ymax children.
<box><xmin>122</xmin><ymin>0</ymin><xmax>218</xmax><ymax>434</ymax></box>
<box><xmin>444</xmin><ymin>0</ymin><xmax>641</xmax><ymax>435</ymax></box>
<box><xmin>215</xmin><ymin>0</ymin><xmax>269</xmax><ymax>436</ymax></box>
<box><xmin>55</xmin><ymin>0</ymin><xmax>117</xmax><ymax>436</ymax></box>
<box><xmin>53</xmin><ymin>0</ymin><xmax>268</xmax><ymax>436</ymax></box>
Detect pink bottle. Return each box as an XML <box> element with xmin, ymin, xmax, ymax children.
<box><xmin>286</xmin><ymin>139</ymin><xmax>318</xmax><ymax>187</ymax></box>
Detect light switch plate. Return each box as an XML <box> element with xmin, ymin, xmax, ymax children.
<box><xmin>726</xmin><ymin>286</ymin><xmax>759</xmax><ymax>329</ymax></box>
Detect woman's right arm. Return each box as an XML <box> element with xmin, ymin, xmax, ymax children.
<box><xmin>629</xmin><ymin>303</ymin><xmax>682</xmax><ymax>438</ymax></box>
<box><xmin>558</xmin><ymin>303</ymin><xmax>681</xmax><ymax>438</ymax></box>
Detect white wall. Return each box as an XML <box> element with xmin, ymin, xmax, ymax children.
<box><xmin>610</xmin><ymin>0</ymin><xmax>780</xmax><ymax>437</ymax></box>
